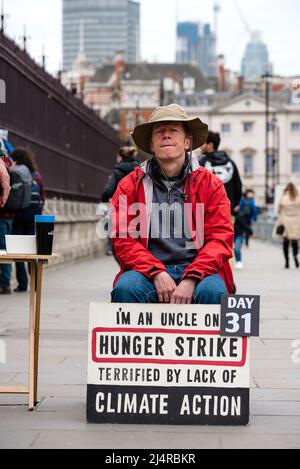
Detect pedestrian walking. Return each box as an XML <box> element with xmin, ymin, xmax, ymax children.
<box><xmin>275</xmin><ymin>183</ymin><xmax>300</xmax><ymax>269</ymax></box>
<box><xmin>234</xmin><ymin>203</ymin><xmax>255</xmax><ymax>270</ymax></box>
<box><xmin>242</xmin><ymin>189</ymin><xmax>258</xmax><ymax>247</ymax></box>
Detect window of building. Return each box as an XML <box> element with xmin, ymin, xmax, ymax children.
<box><xmin>127</xmin><ymin>113</ymin><xmax>135</xmax><ymax>130</ymax></box>
<box><xmin>267</xmin><ymin>154</ymin><xmax>275</xmax><ymax>176</ymax></box>
<box><xmin>244</xmin><ymin>154</ymin><xmax>254</xmax><ymax>177</ymax></box>
<box><xmin>291</xmin><ymin>122</ymin><xmax>300</xmax><ymax>132</ymax></box>
<box><xmin>243</xmin><ymin>122</ymin><xmax>254</xmax><ymax>133</ymax></box>
<box><xmin>137</xmin><ymin>114</ymin><xmax>144</xmax><ymax>125</ymax></box>
<box><xmin>292</xmin><ymin>154</ymin><xmax>300</xmax><ymax>174</ymax></box>
<box><xmin>221</xmin><ymin>123</ymin><xmax>231</xmax><ymax>133</ymax></box>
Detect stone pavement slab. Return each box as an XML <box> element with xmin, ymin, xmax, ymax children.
<box><xmin>31</xmin><ymin>430</ymin><xmax>222</xmax><ymax>450</ymax></box>
<box><xmin>0</xmin><ymin>241</ymin><xmax>300</xmax><ymax>449</ymax></box>
<box><xmin>0</xmin><ymin>431</ymin><xmax>40</xmax><ymax>450</ymax></box>
<box><xmin>220</xmin><ymin>434</ymin><xmax>300</xmax><ymax>449</ymax></box>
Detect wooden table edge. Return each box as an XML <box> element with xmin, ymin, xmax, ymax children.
<box><xmin>0</xmin><ymin>254</ymin><xmax>59</xmax><ymax>261</ymax></box>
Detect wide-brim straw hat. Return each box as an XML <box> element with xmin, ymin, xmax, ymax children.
<box><xmin>131</xmin><ymin>104</ymin><xmax>208</xmax><ymax>154</ymax></box>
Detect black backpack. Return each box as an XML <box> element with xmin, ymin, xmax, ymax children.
<box><xmin>5</xmin><ymin>164</ymin><xmax>33</xmax><ymax>211</ymax></box>
<box><xmin>239</xmin><ymin>198</ymin><xmax>253</xmax><ymax>218</ymax></box>
<box><xmin>14</xmin><ymin>174</ymin><xmax>43</xmax><ymax>220</ymax></box>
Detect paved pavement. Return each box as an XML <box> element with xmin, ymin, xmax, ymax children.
<box><xmin>0</xmin><ymin>240</ymin><xmax>299</xmax><ymax>449</ymax></box>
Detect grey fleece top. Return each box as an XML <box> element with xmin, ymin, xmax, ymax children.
<box><xmin>147</xmin><ymin>157</ymin><xmax>197</xmax><ymax>266</ymax></box>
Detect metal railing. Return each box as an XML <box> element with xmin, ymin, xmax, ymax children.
<box><xmin>0</xmin><ymin>31</ymin><xmax>120</xmax><ymax>202</ymax></box>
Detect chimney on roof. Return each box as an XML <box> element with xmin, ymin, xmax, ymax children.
<box><xmin>237</xmin><ymin>75</ymin><xmax>244</xmax><ymax>94</ymax></box>
<box><xmin>115</xmin><ymin>50</ymin><xmax>126</xmax><ymax>87</ymax></box>
<box><xmin>217</xmin><ymin>54</ymin><xmax>226</xmax><ymax>92</ymax></box>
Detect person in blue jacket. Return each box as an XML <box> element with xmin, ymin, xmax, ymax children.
<box><xmin>240</xmin><ymin>189</ymin><xmax>258</xmax><ymax>247</ymax></box>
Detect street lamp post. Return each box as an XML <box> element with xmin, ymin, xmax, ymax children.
<box><xmin>135</xmin><ymin>99</ymin><xmax>140</xmax><ymax>127</ymax></box>
<box><xmin>262</xmin><ymin>69</ymin><xmax>273</xmax><ymax>205</ymax></box>
<box><xmin>160</xmin><ymin>79</ymin><xmax>164</xmax><ymax>106</ymax></box>
<box><xmin>271</xmin><ymin>114</ymin><xmax>280</xmax><ymax>190</ymax></box>
<box><xmin>276</xmin><ymin>122</ymin><xmax>280</xmax><ymax>185</ymax></box>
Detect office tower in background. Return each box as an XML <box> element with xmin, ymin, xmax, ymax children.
<box><xmin>176</xmin><ymin>21</ymin><xmax>217</xmax><ymax>77</ymax></box>
<box><xmin>242</xmin><ymin>32</ymin><xmax>272</xmax><ymax>82</ymax></box>
<box><xmin>176</xmin><ymin>22</ymin><xmax>199</xmax><ymax>65</ymax></box>
<box><xmin>198</xmin><ymin>23</ymin><xmax>217</xmax><ymax>78</ymax></box>
<box><xmin>63</xmin><ymin>0</ymin><xmax>140</xmax><ymax>71</ymax></box>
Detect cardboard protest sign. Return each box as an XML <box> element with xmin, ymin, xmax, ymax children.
<box><xmin>87</xmin><ymin>303</ymin><xmax>250</xmax><ymax>425</ymax></box>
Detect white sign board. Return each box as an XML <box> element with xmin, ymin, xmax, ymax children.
<box><xmin>87</xmin><ymin>303</ymin><xmax>250</xmax><ymax>425</ymax></box>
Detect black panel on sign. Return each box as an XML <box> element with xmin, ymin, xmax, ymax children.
<box><xmin>87</xmin><ymin>385</ymin><xmax>249</xmax><ymax>426</ymax></box>
<box><xmin>221</xmin><ymin>295</ymin><xmax>260</xmax><ymax>337</ymax></box>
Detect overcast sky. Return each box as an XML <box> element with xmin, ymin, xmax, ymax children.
<box><xmin>3</xmin><ymin>0</ymin><xmax>300</xmax><ymax>76</ymax></box>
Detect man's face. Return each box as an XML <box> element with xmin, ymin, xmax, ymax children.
<box><xmin>150</xmin><ymin>122</ymin><xmax>191</xmax><ymax>161</ymax></box>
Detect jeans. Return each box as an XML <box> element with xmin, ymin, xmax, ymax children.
<box><xmin>111</xmin><ymin>265</ymin><xmax>228</xmax><ymax>305</ymax></box>
<box><xmin>12</xmin><ymin>218</ymin><xmax>35</xmax><ymax>291</ymax></box>
<box><xmin>0</xmin><ymin>217</ymin><xmax>13</xmax><ymax>288</ymax></box>
<box><xmin>234</xmin><ymin>235</ymin><xmax>243</xmax><ymax>263</ymax></box>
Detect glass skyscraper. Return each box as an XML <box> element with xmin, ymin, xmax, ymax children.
<box><xmin>197</xmin><ymin>24</ymin><xmax>217</xmax><ymax>78</ymax></box>
<box><xmin>63</xmin><ymin>0</ymin><xmax>140</xmax><ymax>71</ymax></box>
<box><xmin>176</xmin><ymin>22</ymin><xmax>199</xmax><ymax>65</ymax></box>
<box><xmin>241</xmin><ymin>32</ymin><xmax>272</xmax><ymax>82</ymax></box>
<box><xmin>176</xmin><ymin>21</ymin><xmax>217</xmax><ymax>77</ymax></box>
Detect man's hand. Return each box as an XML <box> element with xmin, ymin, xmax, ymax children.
<box><xmin>153</xmin><ymin>272</ymin><xmax>177</xmax><ymax>303</ymax></box>
<box><xmin>171</xmin><ymin>279</ymin><xmax>197</xmax><ymax>304</ymax></box>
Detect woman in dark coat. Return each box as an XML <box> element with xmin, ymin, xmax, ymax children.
<box><xmin>100</xmin><ymin>147</ymin><xmax>139</xmax><ymax>255</ymax></box>
<box><xmin>101</xmin><ymin>147</ymin><xmax>140</xmax><ymax>203</ymax></box>
<box><xmin>11</xmin><ymin>148</ymin><xmax>45</xmax><ymax>292</ymax></box>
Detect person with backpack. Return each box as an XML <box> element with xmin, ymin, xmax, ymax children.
<box><xmin>240</xmin><ymin>189</ymin><xmax>258</xmax><ymax>247</ymax></box>
<box><xmin>1</xmin><ymin>138</ymin><xmax>33</xmax><ymax>213</ymax></box>
<box><xmin>234</xmin><ymin>192</ymin><xmax>256</xmax><ymax>270</ymax></box>
<box><xmin>199</xmin><ymin>131</ymin><xmax>243</xmax><ymax>215</ymax></box>
<box><xmin>10</xmin><ymin>148</ymin><xmax>45</xmax><ymax>292</ymax></box>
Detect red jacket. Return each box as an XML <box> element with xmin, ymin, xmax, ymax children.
<box><xmin>111</xmin><ymin>162</ymin><xmax>235</xmax><ymax>294</ymax></box>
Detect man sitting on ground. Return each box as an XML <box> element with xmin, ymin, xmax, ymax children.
<box><xmin>110</xmin><ymin>104</ymin><xmax>235</xmax><ymax>305</ymax></box>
